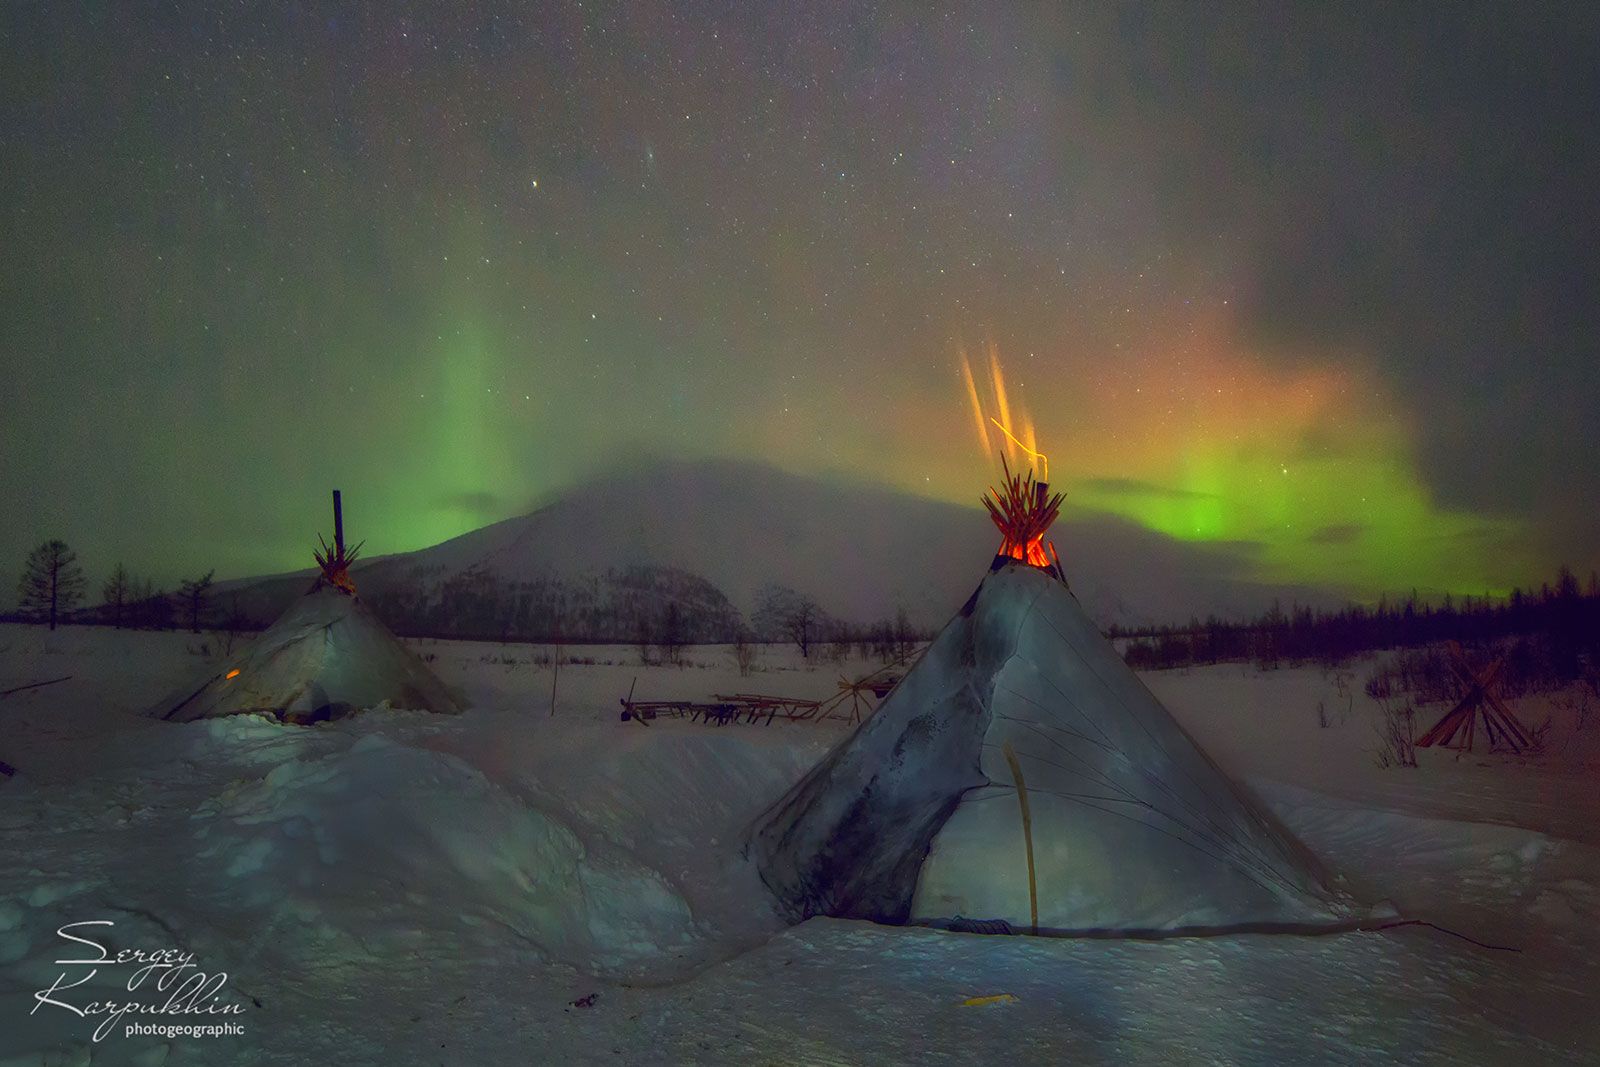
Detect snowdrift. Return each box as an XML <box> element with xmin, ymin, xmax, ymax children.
<box><xmin>191</xmin><ymin>732</ymin><xmax>698</xmax><ymax>972</ymax></box>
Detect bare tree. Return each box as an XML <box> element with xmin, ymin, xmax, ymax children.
<box><xmin>753</xmin><ymin>584</ymin><xmax>823</xmax><ymax>659</ymax></box>
<box><xmin>131</xmin><ymin>579</ymin><xmax>173</xmax><ymax>630</ymax></box>
<box><xmin>214</xmin><ymin>592</ymin><xmax>248</xmax><ymax>657</ymax></box>
<box><xmin>1373</xmin><ymin>698</ymin><xmax>1418</xmax><ymax>769</ymax></box>
<box><xmin>863</xmin><ymin>618</ymin><xmax>895</xmax><ymax>664</ymax></box>
<box><xmin>17</xmin><ymin>540</ymin><xmax>85</xmax><ymax>630</ymax></box>
<box><xmin>102</xmin><ymin>563</ymin><xmax>133</xmax><ymax>628</ymax></box>
<box><xmin>657</xmin><ymin>601</ymin><xmax>685</xmax><ymax>667</ymax></box>
<box><xmin>893</xmin><ymin>607</ymin><xmax>918</xmax><ymax>663</ymax></box>
<box><xmin>730</xmin><ymin>627</ymin><xmax>758</xmax><ymax>676</ymax></box>
<box><xmin>822</xmin><ymin>621</ymin><xmax>853</xmax><ymax>665</ymax></box>
<box><xmin>635</xmin><ymin>616</ymin><xmax>655</xmax><ymax>667</ymax></box>
<box><xmin>177</xmin><ymin>570</ymin><xmax>215</xmax><ymax>633</ymax></box>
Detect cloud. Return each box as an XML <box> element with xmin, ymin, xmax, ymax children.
<box><xmin>1306</xmin><ymin>523</ymin><xmax>1362</xmax><ymax>545</ymax></box>
<box><xmin>1055</xmin><ymin>4</ymin><xmax>1600</xmax><ymax>537</ymax></box>
<box><xmin>1056</xmin><ymin>512</ymin><xmax>1343</xmax><ymax>622</ymax></box>
<box><xmin>435</xmin><ymin>491</ymin><xmax>503</xmax><ymax>517</ymax></box>
<box><xmin>1079</xmin><ymin>477</ymin><xmax>1217</xmax><ymax>501</ymax></box>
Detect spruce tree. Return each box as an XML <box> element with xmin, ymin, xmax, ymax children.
<box><xmin>17</xmin><ymin>540</ymin><xmax>85</xmax><ymax>630</ymax></box>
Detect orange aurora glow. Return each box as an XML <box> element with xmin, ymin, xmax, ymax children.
<box><xmin>927</xmin><ymin>315</ymin><xmax>1534</xmax><ymax>597</ymax></box>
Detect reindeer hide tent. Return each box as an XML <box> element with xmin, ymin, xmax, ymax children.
<box><xmin>747</xmin><ymin>463</ymin><xmax>1356</xmax><ymax>933</ymax></box>
<box><xmin>147</xmin><ymin>494</ymin><xmax>465</xmax><ymax>724</ymax></box>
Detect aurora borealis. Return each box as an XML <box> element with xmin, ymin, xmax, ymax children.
<box><xmin>2</xmin><ymin>3</ymin><xmax>1596</xmax><ymax>606</ymax></box>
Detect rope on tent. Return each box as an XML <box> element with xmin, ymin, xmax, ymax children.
<box><xmin>1000</xmin><ymin>680</ymin><xmax>1259</xmax><ymax>865</ymax></box>
<box><xmin>964</xmin><ymin>783</ymin><xmax>1134</xmax><ymax>807</ymax></box>
<box><xmin>1360</xmin><ymin>919</ymin><xmax>1521</xmax><ymax>953</ymax></box>
<box><xmin>1034</xmin><ymin>601</ymin><xmax>1232</xmax><ymax>814</ymax></box>
<box><xmin>973</xmin><ymin>734</ymin><xmax>1297</xmax><ymax>901</ymax></box>
<box><xmin>994</xmin><ymin>710</ymin><xmax>1116</xmax><ymax>753</ymax></box>
<box><xmin>921</xmin><ymin>913</ymin><xmax>1522</xmax><ymax>952</ymax></box>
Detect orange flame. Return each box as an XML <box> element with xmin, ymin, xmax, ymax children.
<box><xmin>958</xmin><ymin>351</ymin><xmax>990</xmax><ymax>459</ymax></box>
<box><xmin>988</xmin><ymin>345</ymin><xmax>1015</xmax><ymax>464</ymax></box>
<box><xmin>958</xmin><ymin>343</ymin><xmax>1048</xmax><ymax>481</ymax></box>
<box><xmin>989</xmin><ymin>417</ymin><xmax>1048</xmax><ymax>482</ymax></box>
<box><xmin>960</xmin><ymin>345</ymin><xmax>1064</xmax><ymax>570</ymax></box>
<box><xmin>225</xmin><ymin>668</ymin><xmax>241</xmax><ymax>680</ymax></box>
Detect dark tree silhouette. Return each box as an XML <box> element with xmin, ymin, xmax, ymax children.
<box><xmin>753</xmin><ymin>583</ymin><xmax>823</xmax><ymax>659</ymax></box>
<box><xmin>101</xmin><ymin>563</ymin><xmax>134</xmax><ymax>628</ymax></box>
<box><xmin>142</xmin><ymin>584</ymin><xmax>174</xmax><ymax>630</ymax></box>
<box><xmin>893</xmin><ymin>606</ymin><xmax>918</xmax><ymax>663</ymax></box>
<box><xmin>635</xmin><ymin>616</ymin><xmax>654</xmax><ymax>667</ymax></box>
<box><xmin>1114</xmin><ymin>563</ymin><xmax>1600</xmax><ymax>681</ymax></box>
<box><xmin>177</xmin><ymin>570</ymin><xmax>216</xmax><ymax>633</ymax></box>
<box><xmin>17</xmin><ymin>540</ymin><xmax>85</xmax><ymax>630</ymax></box>
<box><xmin>731</xmin><ymin>626</ymin><xmax>758</xmax><ymax>675</ymax></box>
<box><xmin>657</xmin><ymin>600</ymin><xmax>685</xmax><ymax>666</ymax></box>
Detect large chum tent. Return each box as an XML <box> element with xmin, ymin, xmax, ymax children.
<box><xmin>748</xmin><ymin>461</ymin><xmax>1356</xmax><ymax>933</ymax></box>
<box><xmin>147</xmin><ymin>493</ymin><xmax>464</xmax><ymax>725</ymax></box>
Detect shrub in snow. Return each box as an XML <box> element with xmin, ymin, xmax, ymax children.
<box><xmin>1373</xmin><ymin>700</ymin><xmax>1418</xmax><ymax>768</ymax></box>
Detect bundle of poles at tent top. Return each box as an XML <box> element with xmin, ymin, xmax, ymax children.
<box><xmin>981</xmin><ymin>454</ymin><xmax>1065</xmax><ymax>574</ymax></box>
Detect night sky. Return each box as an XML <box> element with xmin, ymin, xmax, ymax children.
<box><xmin>3</xmin><ymin>3</ymin><xmax>1596</xmax><ymax>602</ymax></box>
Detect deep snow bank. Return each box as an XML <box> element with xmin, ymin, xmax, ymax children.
<box><xmin>193</xmin><ymin>733</ymin><xmax>697</xmax><ymax>973</ymax></box>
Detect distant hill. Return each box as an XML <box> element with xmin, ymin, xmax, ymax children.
<box><xmin>218</xmin><ymin>459</ymin><xmax>1343</xmax><ymax>638</ymax></box>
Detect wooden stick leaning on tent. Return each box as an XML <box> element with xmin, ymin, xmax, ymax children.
<box><xmin>1002</xmin><ymin>741</ymin><xmax>1040</xmax><ymax>936</ymax></box>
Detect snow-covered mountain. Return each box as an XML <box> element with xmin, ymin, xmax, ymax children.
<box><xmin>220</xmin><ymin>459</ymin><xmax>1341</xmax><ymax>635</ymax></box>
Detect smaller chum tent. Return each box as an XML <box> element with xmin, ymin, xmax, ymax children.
<box><xmin>147</xmin><ymin>497</ymin><xmax>464</xmax><ymax>724</ymax></box>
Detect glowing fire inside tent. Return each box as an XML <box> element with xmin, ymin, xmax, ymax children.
<box><xmin>983</xmin><ymin>454</ymin><xmax>1063</xmax><ymax>572</ymax></box>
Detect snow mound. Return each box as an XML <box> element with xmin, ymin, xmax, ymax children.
<box><xmin>194</xmin><ymin>734</ymin><xmax>696</xmax><ymax>973</ymax></box>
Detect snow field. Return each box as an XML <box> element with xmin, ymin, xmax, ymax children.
<box><xmin>1</xmin><ymin>624</ymin><xmax>1597</xmax><ymax>1063</ymax></box>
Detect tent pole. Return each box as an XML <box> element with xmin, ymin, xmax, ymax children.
<box><xmin>1002</xmin><ymin>741</ymin><xmax>1040</xmax><ymax>935</ymax></box>
<box><xmin>332</xmin><ymin>489</ymin><xmax>345</xmax><ymax>556</ymax></box>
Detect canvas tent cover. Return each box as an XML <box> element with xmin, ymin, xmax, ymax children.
<box><xmin>150</xmin><ymin>583</ymin><xmax>465</xmax><ymax>724</ymax></box>
<box><xmin>749</xmin><ymin>562</ymin><xmax>1356</xmax><ymax>933</ymax></box>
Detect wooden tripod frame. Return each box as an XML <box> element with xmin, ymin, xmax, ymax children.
<box><xmin>1415</xmin><ymin>641</ymin><xmax>1531</xmax><ymax>754</ymax></box>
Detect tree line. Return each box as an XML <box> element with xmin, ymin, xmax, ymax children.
<box><xmin>21</xmin><ymin>536</ymin><xmax>1593</xmax><ymax>678</ymax></box>
<box><xmin>7</xmin><ymin>540</ymin><xmax>931</xmax><ymax>659</ymax></box>
<box><xmin>11</xmin><ymin>539</ymin><xmax>231</xmax><ymax>633</ymax></box>
<box><xmin>1113</xmin><ymin>564</ymin><xmax>1600</xmax><ymax>683</ymax></box>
